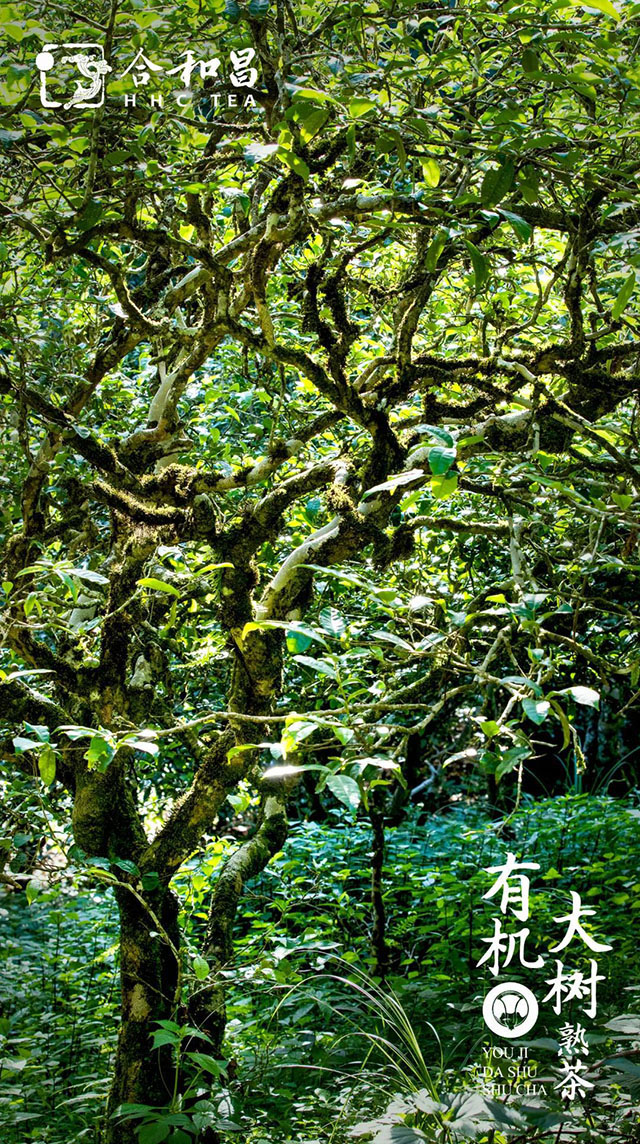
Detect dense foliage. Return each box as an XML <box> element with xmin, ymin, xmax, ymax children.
<box><xmin>1</xmin><ymin>0</ymin><xmax>640</xmax><ymax>1141</ymax></box>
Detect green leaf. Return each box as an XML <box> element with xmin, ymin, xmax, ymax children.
<box><xmin>193</xmin><ymin>956</ymin><xmax>210</xmax><ymax>980</ymax></box>
<box><xmin>86</xmin><ymin>735</ymin><xmax>116</xmax><ymax>771</ymax></box>
<box><xmin>570</xmin><ymin>0</ymin><xmax>620</xmax><ymax>19</ymax></box>
<box><xmin>112</xmin><ymin>858</ymin><xmax>140</xmax><ymax>877</ymax></box>
<box><xmin>25</xmin><ymin>881</ymin><xmax>39</xmax><ymax>905</ymax></box>
<box><xmin>481</xmin><ymin>720</ymin><xmax>501</xmax><ymax>738</ymax></box>
<box><xmin>13</xmin><ymin>736</ymin><xmax>41</xmax><ymax>753</ymax></box>
<box><xmin>242</xmin><ymin>619</ymin><xmax>328</xmax><ymax>648</ymax></box>
<box><xmin>522</xmin><ymin>698</ymin><xmax>550</xmax><ymax>725</ymax></box>
<box><xmin>495</xmin><ymin>747</ymin><xmax>531</xmax><ymax>783</ymax></box>
<box><xmin>126</xmin><ymin>739</ymin><xmax>159</xmax><ymax>757</ymax></box>
<box><xmin>463</xmin><ymin>239</ymin><xmax>488</xmax><ymax>288</ymax></box>
<box><xmin>563</xmin><ymin>685</ymin><xmax>600</xmax><ymax>707</ymax></box>
<box><xmin>244</xmin><ymin>141</ymin><xmax>279</xmax><ymax>163</ymax></box>
<box><xmin>498</xmin><ymin>208</ymin><xmax>533</xmax><ymax>242</ymax></box>
<box><xmin>287</xmin><ymin>84</ymin><xmax>338</xmax><ymax>105</ymax></box>
<box><xmin>364</xmin><ymin>468</ymin><xmax>424</xmax><ymax>497</ymax></box>
<box><xmin>425</xmin><ymin>229</ymin><xmax>448</xmax><ymax>271</ymax></box>
<box><xmin>319</xmin><ymin>606</ymin><xmax>346</xmax><ymax>636</ymax></box>
<box><xmin>370</xmin><ymin>629</ymin><xmax>414</xmax><ymax>652</ymax></box>
<box><xmin>370</xmin><ymin>1126</ymin><xmax>427</xmax><ymax>1144</ymax></box>
<box><xmin>76</xmin><ymin>199</ymin><xmax>103</xmax><ymax>232</ymax></box>
<box><xmin>481</xmin><ymin>159</ymin><xmax>515</xmax><ymax>207</ymax></box>
<box><xmin>416</xmin><ymin>424</ymin><xmax>455</xmax><ymax>448</ymax></box>
<box><xmin>299</xmin><ymin>108</ymin><xmax>329</xmax><ymax>143</ymax></box>
<box><xmin>72</xmin><ymin>567</ymin><xmax>109</xmax><ymax>585</ymax></box>
<box><xmin>141</xmin><ymin>872</ymin><xmax>161</xmax><ymax>891</ymax></box>
<box><xmin>522</xmin><ymin>48</ymin><xmax>540</xmax><ymax>73</ymax></box>
<box><xmin>612</xmin><ymin>272</ymin><xmax>635</xmax><ymax>321</ymax></box>
<box><xmin>278</xmin><ymin>149</ymin><xmax>310</xmax><ymax>181</ymax></box>
<box><xmin>431</xmin><ymin>473</ymin><xmax>458</xmax><ymax>499</ymax></box>
<box><xmin>293</xmin><ymin>654</ymin><xmax>338</xmax><ymax>680</ymax></box>
<box><xmin>428</xmin><ymin>445</ymin><xmax>456</xmax><ymax>475</ymax></box>
<box><xmin>421</xmin><ymin>158</ymin><xmax>440</xmax><ymax>187</ymax></box>
<box><xmin>286</xmin><ymin>629</ymin><xmax>313</xmax><ymax>653</ymax></box>
<box><xmin>21</xmin><ymin>724</ymin><xmax>49</xmax><ymax>746</ymax></box>
<box><xmin>38</xmin><ymin>746</ymin><xmax>56</xmax><ymax>786</ymax></box>
<box><xmin>349</xmin><ymin>97</ymin><xmax>376</xmax><ymax>117</ymax></box>
<box><xmin>137</xmin><ymin>578</ymin><xmax>180</xmax><ymax>597</ymax></box>
<box><xmin>325</xmin><ymin>774</ymin><xmax>361</xmax><ymax>811</ymax></box>
<box><xmin>138</xmin><ymin>1124</ymin><xmax>170</xmax><ymax>1144</ymax></box>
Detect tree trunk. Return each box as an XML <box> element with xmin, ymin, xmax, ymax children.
<box><xmin>189</xmin><ymin>790</ymin><xmax>288</xmax><ymax>1054</ymax></box>
<box><xmin>104</xmin><ymin>886</ymin><xmax>181</xmax><ymax>1144</ymax></box>
<box><xmin>370</xmin><ymin>795</ymin><xmax>389</xmax><ymax>980</ymax></box>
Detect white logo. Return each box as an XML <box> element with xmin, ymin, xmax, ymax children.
<box><xmin>482</xmin><ymin>982</ymin><xmax>539</xmax><ymax>1039</ymax></box>
<box><xmin>35</xmin><ymin>43</ymin><xmax>111</xmax><ymax>109</ymax></box>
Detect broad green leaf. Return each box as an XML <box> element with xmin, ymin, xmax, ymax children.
<box><xmin>71</xmin><ymin>567</ymin><xmax>109</xmax><ymax>585</ymax></box>
<box><xmin>481</xmin><ymin>159</ymin><xmax>515</xmax><ymax>207</ymax></box>
<box><xmin>522</xmin><ymin>698</ymin><xmax>550</xmax><ymax>725</ymax></box>
<box><xmin>38</xmin><ymin>746</ymin><xmax>56</xmax><ymax>785</ymax></box>
<box><xmin>371</xmin><ymin>1126</ymin><xmax>427</xmax><ymax>1143</ymax></box>
<box><xmin>137</xmin><ymin>578</ymin><xmax>180</xmax><ymax>596</ymax></box>
<box><xmin>112</xmin><ymin>858</ymin><xmax>140</xmax><ymax>877</ymax></box>
<box><xmin>325</xmin><ymin>774</ymin><xmax>361</xmax><ymax>811</ymax></box>
<box><xmin>431</xmin><ymin>473</ymin><xmax>458</xmax><ymax>499</ymax></box>
<box><xmin>138</xmin><ymin>1123</ymin><xmax>170</xmax><ymax>1144</ymax></box>
<box><xmin>363</xmin><ymin>468</ymin><xmax>424</xmax><ymax>497</ymax></box>
<box><xmin>421</xmin><ymin>158</ymin><xmax>440</xmax><ymax>187</ymax></box>
<box><xmin>278</xmin><ymin>149</ymin><xmax>310</xmax><ymax>181</ymax></box>
<box><xmin>299</xmin><ymin>108</ymin><xmax>329</xmax><ymax>143</ymax></box>
<box><xmin>563</xmin><ymin>685</ymin><xmax>600</xmax><ymax>707</ymax></box>
<box><xmin>193</xmin><ymin>956</ymin><xmax>210</xmax><ymax>980</ymax></box>
<box><xmin>242</xmin><ymin>620</ymin><xmax>328</xmax><ymax>647</ymax></box>
<box><xmin>570</xmin><ymin>0</ymin><xmax>620</xmax><ymax>19</ymax></box>
<box><xmin>463</xmin><ymin>239</ymin><xmax>488</xmax><ymax>288</ymax></box>
<box><xmin>25</xmin><ymin>881</ymin><xmax>39</xmax><ymax>905</ymax></box>
<box><xmin>349</xmin><ymin>97</ymin><xmax>376</xmax><ymax>117</ymax></box>
<box><xmin>428</xmin><ymin>445</ymin><xmax>456</xmax><ymax>475</ymax></box>
<box><xmin>415</xmin><ymin>424</ymin><xmax>455</xmax><ymax>447</ymax></box>
<box><xmin>481</xmin><ymin>720</ymin><xmax>501</xmax><ymax>738</ymax></box>
<box><xmin>612</xmin><ymin>272</ymin><xmax>635</xmax><ymax>321</ymax></box>
<box><xmin>244</xmin><ymin>141</ymin><xmax>279</xmax><ymax>162</ymax></box>
<box><xmin>13</xmin><ymin>736</ymin><xmax>41</xmax><ymax>752</ymax></box>
<box><xmin>425</xmin><ymin>229</ymin><xmax>448</xmax><ymax>271</ymax></box>
<box><xmin>498</xmin><ymin>208</ymin><xmax>533</xmax><ymax>242</ymax></box>
<box><xmin>286</xmin><ymin>84</ymin><xmax>338</xmax><ymax>104</ymax></box>
<box><xmin>286</xmin><ymin>628</ymin><xmax>313</xmax><ymax>653</ymax></box>
<box><xmin>319</xmin><ymin>606</ymin><xmax>346</xmax><ymax>636</ymax></box>
<box><xmin>293</xmin><ymin>654</ymin><xmax>338</xmax><ymax>680</ymax></box>
<box><xmin>495</xmin><ymin>747</ymin><xmax>531</xmax><ymax>783</ymax></box>
<box><xmin>86</xmin><ymin>735</ymin><xmax>116</xmax><ymax>770</ymax></box>
<box><xmin>370</xmin><ymin>630</ymin><xmax>415</xmax><ymax>652</ymax></box>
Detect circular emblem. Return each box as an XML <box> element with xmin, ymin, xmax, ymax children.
<box><xmin>482</xmin><ymin>982</ymin><xmax>539</xmax><ymax>1039</ymax></box>
<box><xmin>35</xmin><ymin>51</ymin><xmax>56</xmax><ymax>72</ymax></box>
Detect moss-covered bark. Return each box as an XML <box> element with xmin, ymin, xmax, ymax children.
<box><xmin>105</xmin><ymin>887</ymin><xmax>181</xmax><ymax>1144</ymax></box>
